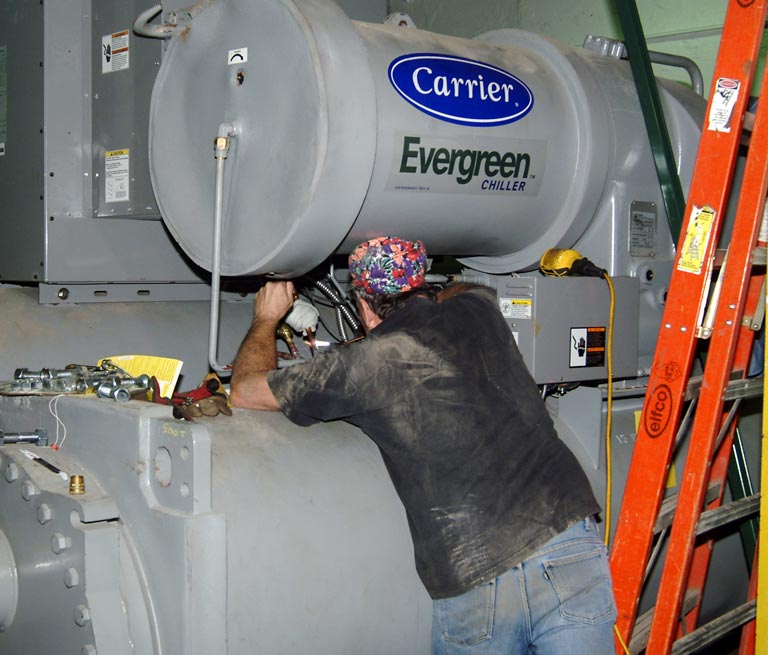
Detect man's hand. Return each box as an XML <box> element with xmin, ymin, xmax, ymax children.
<box><xmin>230</xmin><ymin>280</ymin><xmax>296</xmax><ymax>411</ymax></box>
<box><xmin>255</xmin><ymin>281</ymin><xmax>296</xmax><ymax>324</ymax></box>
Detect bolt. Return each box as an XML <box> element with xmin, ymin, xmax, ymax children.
<box><xmin>21</xmin><ymin>480</ymin><xmax>39</xmax><ymax>500</ymax></box>
<box><xmin>57</xmin><ymin>288</ymin><xmax>70</xmax><ymax>300</ymax></box>
<box><xmin>74</xmin><ymin>605</ymin><xmax>91</xmax><ymax>627</ymax></box>
<box><xmin>4</xmin><ymin>463</ymin><xmax>18</xmax><ymax>483</ymax></box>
<box><xmin>51</xmin><ymin>533</ymin><xmax>71</xmax><ymax>554</ymax></box>
<box><xmin>64</xmin><ymin>568</ymin><xmax>80</xmax><ymax>588</ymax></box>
<box><xmin>37</xmin><ymin>503</ymin><xmax>53</xmax><ymax>524</ymax></box>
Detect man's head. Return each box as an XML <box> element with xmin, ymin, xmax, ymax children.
<box><xmin>348</xmin><ymin>236</ymin><xmax>432</xmax><ymax>330</ymax></box>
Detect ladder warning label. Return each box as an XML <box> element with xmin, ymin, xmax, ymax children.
<box><xmin>102</xmin><ymin>30</ymin><xmax>130</xmax><ymax>74</ymax></box>
<box><xmin>677</xmin><ymin>205</ymin><xmax>715</xmax><ymax>274</ymax></box>
<box><xmin>105</xmin><ymin>149</ymin><xmax>130</xmax><ymax>203</ymax></box>
<box><xmin>708</xmin><ymin>77</ymin><xmax>740</xmax><ymax>133</ymax></box>
<box><xmin>569</xmin><ymin>326</ymin><xmax>605</xmax><ymax>368</ymax></box>
<box><xmin>499</xmin><ymin>297</ymin><xmax>532</xmax><ymax>319</ymax></box>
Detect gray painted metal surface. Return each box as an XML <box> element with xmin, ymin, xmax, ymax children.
<box><xmin>0</xmin><ymin>287</ymin><xmax>254</xmax><ymax>387</ymax></box>
<box><xmin>496</xmin><ymin>275</ymin><xmax>639</xmax><ymax>384</ymax></box>
<box><xmin>149</xmin><ymin>0</ymin><xmax>703</xmax><ymax>278</ymax></box>
<box><xmin>0</xmin><ymin>394</ymin><xmax>433</xmax><ymax>654</ymax></box>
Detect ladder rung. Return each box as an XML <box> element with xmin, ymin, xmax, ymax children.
<box><xmin>654</xmin><ymin>484</ymin><xmax>721</xmax><ymax>535</ymax></box>
<box><xmin>670</xmin><ymin>601</ymin><xmax>756</xmax><ymax>655</ymax></box>
<box><xmin>630</xmin><ymin>589</ymin><xmax>699</xmax><ymax>654</ymax></box>
<box><xmin>715</xmin><ymin>246</ymin><xmax>767</xmax><ymax>267</ymax></box>
<box><xmin>685</xmin><ymin>374</ymin><xmax>763</xmax><ymax>402</ymax></box>
<box><xmin>697</xmin><ymin>493</ymin><xmax>761</xmax><ymax>536</ymax></box>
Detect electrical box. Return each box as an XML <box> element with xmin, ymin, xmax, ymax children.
<box><xmin>0</xmin><ymin>0</ymin><xmax>389</xmax><ymax>302</ymax></box>
<box><xmin>499</xmin><ymin>276</ymin><xmax>640</xmax><ymax>384</ymax></box>
<box><xmin>0</xmin><ymin>0</ymin><xmax>208</xmax><ymax>301</ymax></box>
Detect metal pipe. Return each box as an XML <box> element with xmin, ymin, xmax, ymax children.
<box><xmin>208</xmin><ymin>123</ymin><xmax>239</xmax><ymax>374</ymax></box>
<box><xmin>648</xmin><ymin>50</ymin><xmax>704</xmax><ymax>96</ymax></box>
<box><xmin>133</xmin><ymin>5</ymin><xmax>176</xmax><ymax>39</ymax></box>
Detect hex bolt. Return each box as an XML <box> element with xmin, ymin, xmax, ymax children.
<box><xmin>51</xmin><ymin>533</ymin><xmax>71</xmax><ymax>554</ymax></box>
<box><xmin>37</xmin><ymin>503</ymin><xmax>53</xmax><ymax>524</ymax></box>
<box><xmin>64</xmin><ymin>568</ymin><xmax>80</xmax><ymax>588</ymax></box>
<box><xmin>81</xmin><ymin>645</ymin><xmax>97</xmax><ymax>655</ymax></box>
<box><xmin>74</xmin><ymin>605</ymin><xmax>91</xmax><ymax>627</ymax></box>
<box><xmin>4</xmin><ymin>463</ymin><xmax>19</xmax><ymax>483</ymax></box>
<box><xmin>21</xmin><ymin>480</ymin><xmax>39</xmax><ymax>500</ymax></box>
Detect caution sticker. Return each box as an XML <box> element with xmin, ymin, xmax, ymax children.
<box><xmin>708</xmin><ymin>77</ymin><xmax>740</xmax><ymax>133</ymax></box>
<box><xmin>569</xmin><ymin>326</ymin><xmax>606</xmax><ymax>368</ymax></box>
<box><xmin>102</xmin><ymin>30</ymin><xmax>130</xmax><ymax>74</ymax></box>
<box><xmin>105</xmin><ymin>149</ymin><xmax>130</xmax><ymax>203</ymax></box>
<box><xmin>499</xmin><ymin>297</ymin><xmax>532</xmax><ymax>319</ymax></box>
<box><xmin>677</xmin><ymin>205</ymin><xmax>715</xmax><ymax>274</ymax></box>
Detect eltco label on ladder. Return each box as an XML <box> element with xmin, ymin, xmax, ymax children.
<box><xmin>569</xmin><ymin>327</ymin><xmax>606</xmax><ymax>368</ymax></box>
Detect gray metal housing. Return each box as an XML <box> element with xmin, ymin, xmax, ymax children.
<box><xmin>0</xmin><ymin>394</ymin><xmax>432</xmax><ymax>654</ymax></box>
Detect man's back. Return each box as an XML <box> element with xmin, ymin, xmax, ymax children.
<box><xmin>269</xmin><ymin>286</ymin><xmax>599</xmax><ymax>598</ymax></box>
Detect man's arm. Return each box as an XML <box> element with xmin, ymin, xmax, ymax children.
<box><xmin>230</xmin><ymin>281</ymin><xmax>295</xmax><ymax>410</ymax></box>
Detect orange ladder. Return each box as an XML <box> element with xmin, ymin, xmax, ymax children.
<box><xmin>609</xmin><ymin>0</ymin><xmax>768</xmax><ymax>652</ymax></box>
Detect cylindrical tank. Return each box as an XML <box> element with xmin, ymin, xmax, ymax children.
<box><xmin>149</xmin><ymin>0</ymin><xmax>703</xmax><ymax>277</ymax></box>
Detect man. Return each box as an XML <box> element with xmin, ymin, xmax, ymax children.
<box><xmin>230</xmin><ymin>236</ymin><xmax>616</xmax><ymax>654</ymax></box>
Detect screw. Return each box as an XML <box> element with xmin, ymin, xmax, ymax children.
<box><xmin>74</xmin><ymin>605</ymin><xmax>91</xmax><ymax>627</ymax></box>
<box><xmin>37</xmin><ymin>503</ymin><xmax>53</xmax><ymax>524</ymax></box>
<box><xmin>57</xmin><ymin>288</ymin><xmax>70</xmax><ymax>300</ymax></box>
<box><xmin>51</xmin><ymin>533</ymin><xmax>71</xmax><ymax>554</ymax></box>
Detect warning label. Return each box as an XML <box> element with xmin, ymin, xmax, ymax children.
<box><xmin>102</xmin><ymin>30</ymin><xmax>130</xmax><ymax>74</ymax></box>
<box><xmin>105</xmin><ymin>149</ymin><xmax>130</xmax><ymax>203</ymax></box>
<box><xmin>499</xmin><ymin>297</ymin><xmax>532</xmax><ymax>319</ymax></box>
<box><xmin>677</xmin><ymin>205</ymin><xmax>715</xmax><ymax>275</ymax></box>
<box><xmin>569</xmin><ymin>326</ymin><xmax>606</xmax><ymax>368</ymax></box>
<box><xmin>708</xmin><ymin>77</ymin><xmax>740</xmax><ymax>133</ymax></box>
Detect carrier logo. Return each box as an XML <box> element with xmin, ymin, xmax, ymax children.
<box><xmin>388</xmin><ymin>53</ymin><xmax>534</xmax><ymax>127</ymax></box>
<box><xmin>644</xmin><ymin>384</ymin><xmax>673</xmax><ymax>439</ymax></box>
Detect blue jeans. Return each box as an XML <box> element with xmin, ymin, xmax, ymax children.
<box><xmin>431</xmin><ymin>517</ymin><xmax>616</xmax><ymax>655</ymax></box>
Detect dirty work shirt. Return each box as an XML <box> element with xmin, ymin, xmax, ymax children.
<box><xmin>267</xmin><ymin>288</ymin><xmax>600</xmax><ymax>599</ymax></box>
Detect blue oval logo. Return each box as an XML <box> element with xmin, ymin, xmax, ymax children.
<box><xmin>388</xmin><ymin>53</ymin><xmax>534</xmax><ymax>127</ymax></box>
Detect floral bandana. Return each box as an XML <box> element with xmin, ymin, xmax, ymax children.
<box><xmin>349</xmin><ymin>236</ymin><xmax>427</xmax><ymax>295</ymax></box>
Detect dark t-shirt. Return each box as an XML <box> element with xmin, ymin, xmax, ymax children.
<box><xmin>268</xmin><ymin>287</ymin><xmax>599</xmax><ymax>598</ymax></box>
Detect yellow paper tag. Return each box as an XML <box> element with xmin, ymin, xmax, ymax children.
<box><xmin>100</xmin><ymin>355</ymin><xmax>183</xmax><ymax>399</ymax></box>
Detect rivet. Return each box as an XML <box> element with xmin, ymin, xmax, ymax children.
<box><xmin>37</xmin><ymin>503</ymin><xmax>53</xmax><ymax>524</ymax></box>
<box><xmin>51</xmin><ymin>533</ymin><xmax>71</xmax><ymax>554</ymax></box>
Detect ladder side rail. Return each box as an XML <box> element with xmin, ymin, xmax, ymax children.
<box><xmin>610</xmin><ymin>0</ymin><xmax>767</xmax><ymax>645</ymax></box>
<box><xmin>645</xmin><ymin>54</ymin><xmax>768</xmax><ymax>654</ymax></box>
<box><xmin>682</xmin><ymin>275</ymin><xmax>763</xmax><ymax>633</ymax></box>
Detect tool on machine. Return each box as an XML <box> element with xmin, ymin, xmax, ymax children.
<box><xmin>0</xmin><ymin>429</ymin><xmax>49</xmax><ymax>446</ymax></box>
<box><xmin>18</xmin><ymin>448</ymin><xmax>68</xmax><ymax>481</ymax></box>
<box><xmin>6</xmin><ymin>361</ymin><xmax>152</xmax><ymax>401</ymax></box>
